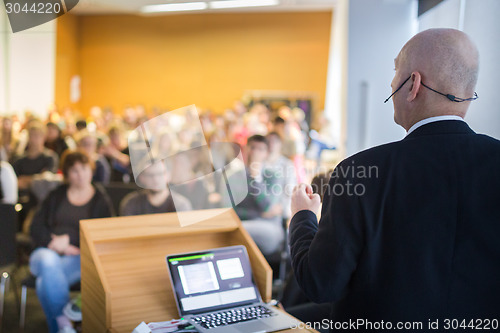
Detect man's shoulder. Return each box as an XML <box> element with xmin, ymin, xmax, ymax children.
<box><xmin>119</xmin><ymin>190</ymin><xmax>147</xmax><ymax>215</ymax></box>
<box><xmin>473</xmin><ymin>133</ymin><xmax>500</xmax><ymax>147</ymax></box>
<box><xmin>336</xmin><ymin>131</ymin><xmax>500</xmax><ymax>176</ymax></box>
<box><xmin>339</xmin><ymin>141</ymin><xmax>403</xmax><ymax>166</ymax></box>
<box><xmin>42</xmin><ymin>148</ymin><xmax>58</xmax><ymax>159</ymax></box>
<box><xmin>121</xmin><ymin>190</ymin><xmax>147</xmax><ymax>205</ymax></box>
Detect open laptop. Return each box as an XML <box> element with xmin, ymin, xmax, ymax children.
<box><xmin>166</xmin><ymin>245</ymin><xmax>300</xmax><ymax>333</ymax></box>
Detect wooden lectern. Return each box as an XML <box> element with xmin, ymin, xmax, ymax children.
<box><xmin>80</xmin><ymin>208</ymin><xmax>315</xmax><ymax>333</ymax></box>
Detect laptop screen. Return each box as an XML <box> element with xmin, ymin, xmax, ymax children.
<box><xmin>166</xmin><ymin>246</ymin><xmax>261</xmax><ymax>316</ymax></box>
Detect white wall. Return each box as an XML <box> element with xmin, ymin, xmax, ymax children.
<box><xmin>345</xmin><ymin>0</ymin><xmax>417</xmax><ymax>156</ymax></box>
<box><xmin>419</xmin><ymin>0</ymin><xmax>462</xmax><ymax>30</ymax></box>
<box><xmin>0</xmin><ymin>12</ymin><xmax>55</xmax><ymax>118</ymax></box>
<box><xmin>420</xmin><ymin>0</ymin><xmax>500</xmax><ymax>140</ymax></box>
<box><xmin>0</xmin><ymin>10</ymin><xmax>8</xmax><ymax>114</ymax></box>
<box><xmin>324</xmin><ymin>0</ymin><xmax>348</xmax><ymax>150</ymax></box>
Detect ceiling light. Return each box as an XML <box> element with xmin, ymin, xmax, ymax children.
<box><xmin>209</xmin><ymin>0</ymin><xmax>279</xmax><ymax>10</ymax></box>
<box><xmin>141</xmin><ymin>2</ymin><xmax>208</xmax><ymax>13</ymax></box>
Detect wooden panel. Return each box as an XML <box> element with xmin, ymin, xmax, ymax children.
<box><xmin>101</xmin><ymin>233</ymin><xmax>234</xmax><ymax>330</ymax></box>
<box><xmin>83</xmin><ymin>209</ymin><xmax>240</xmax><ymax>242</ymax></box>
<box><xmin>80</xmin><ymin>231</ymin><xmax>109</xmax><ymax>332</ymax></box>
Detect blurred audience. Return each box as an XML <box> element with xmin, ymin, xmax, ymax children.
<box><xmin>1</xmin><ymin>101</ymin><xmax>318</xmax><ymax>255</ymax></box>
<box><xmin>0</xmin><ymin>101</ymin><xmax>328</xmax><ymax>333</ymax></box>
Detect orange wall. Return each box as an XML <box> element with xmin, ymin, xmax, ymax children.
<box><xmin>55</xmin><ymin>13</ymin><xmax>80</xmax><ymax>111</ymax></box>
<box><xmin>56</xmin><ymin>11</ymin><xmax>331</xmax><ymax>115</ymax></box>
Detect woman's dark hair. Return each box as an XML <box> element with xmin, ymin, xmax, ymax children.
<box><xmin>246</xmin><ymin>134</ymin><xmax>269</xmax><ymax>149</ymax></box>
<box><xmin>273</xmin><ymin>116</ymin><xmax>285</xmax><ymax>125</ymax></box>
<box><xmin>60</xmin><ymin>149</ymin><xmax>95</xmax><ymax>180</ymax></box>
<box><xmin>46</xmin><ymin>122</ymin><xmax>61</xmax><ymax>134</ymax></box>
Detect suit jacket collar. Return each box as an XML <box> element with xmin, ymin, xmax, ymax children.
<box><xmin>404</xmin><ymin>120</ymin><xmax>475</xmax><ymax>140</ymax></box>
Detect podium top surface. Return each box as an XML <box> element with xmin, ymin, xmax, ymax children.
<box><xmin>80</xmin><ymin>208</ymin><xmax>241</xmax><ymax>242</ymax></box>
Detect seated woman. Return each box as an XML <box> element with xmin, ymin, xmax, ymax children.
<box><xmin>29</xmin><ymin>150</ymin><xmax>114</xmax><ymax>333</ymax></box>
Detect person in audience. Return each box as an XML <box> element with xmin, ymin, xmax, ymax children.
<box><xmin>226</xmin><ymin>118</ymin><xmax>249</xmax><ymax>148</ymax></box>
<box><xmin>103</xmin><ymin>126</ymin><xmax>131</xmax><ymax>182</ymax></box>
<box><xmin>306</xmin><ymin>114</ymin><xmax>336</xmax><ymax>168</ymax></box>
<box><xmin>246</xmin><ymin>103</ymin><xmax>270</xmax><ymax>136</ymax></box>
<box><xmin>45</xmin><ymin>122</ymin><xmax>69</xmax><ymax>158</ymax></box>
<box><xmin>119</xmin><ymin>159</ymin><xmax>191</xmax><ymax>216</ymax></box>
<box><xmin>1</xmin><ymin>116</ymin><xmax>18</xmax><ymax>161</ymax></box>
<box><xmin>169</xmin><ymin>149</ymin><xmax>211</xmax><ymax>210</ymax></box>
<box><xmin>88</xmin><ymin>106</ymin><xmax>106</xmax><ymax>133</ymax></box>
<box><xmin>0</xmin><ymin>158</ymin><xmax>18</xmax><ymax>204</ymax></box>
<box><xmin>13</xmin><ymin>122</ymin><xmax>58</xmax><ymax>192</ymax></box>
<box><xmin>272</xmin><ymin>116</ymin><xmax>293</xmax><ymax>156</ymax></box>
<box><xmin>74</xmin><ymin>130</ymin><xmax>110</xmax><ymax>184</ymax></box>
<box><xmin>153</xmin><ymin>129</ymin><xmax>176</xmax><ymax>161</ymax></box>
<box><xmin>234</xmin><ymin>135</ymin><xmax>284</xmax><ymax>256</ymax></box>
<box><xmin>59</xmin><ymin>108</ymin><xmax>79</xmax><ymax>141</ymax></box>
<box><xmin>29</xmin><ymin>150</ymin><xmax>113</xmax><ymax>333</ymax></box>
<box><xmin>310</xmin><ymin>170</ymin><xmax>333</xmax><ymax>203</ymax></box>
<box><xmin>264</xmin><ymin>132</ymin><xmax>296</xmax><ymax>220</ymax></box>
<box><xmin>291</xmin><ymin>107</ymin><xmax>309</xmax><ymax>137</ymax></box>
<box><xmin>279</xmin><ymin>106</ymin><xmax>307</xmax><ymax>183</ymax></box>
<box><xmin>75</xmin><ymin>120</ymin><xmax>86</xmax><ymax>132</ymax></box>
<box><xmin>290</xmin><ymin>28</ymin><xmax>500</xmax><ymax>327</ymax></box>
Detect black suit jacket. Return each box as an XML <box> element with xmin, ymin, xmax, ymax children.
<box><xmin>290</xmin><ymin>120</ymin><xmax>500</xmax><ymax>331</ymax></box>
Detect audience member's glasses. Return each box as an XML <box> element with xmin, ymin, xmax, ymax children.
<box><xmin>384</xmin><ymin>75</ymin><xmax>478</xmax><ymax>103</ymax></box>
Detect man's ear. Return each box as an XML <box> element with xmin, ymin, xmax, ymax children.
<box><xmin>407</xmin><ymin>71</ymin><xmax>422</xmax><ymax>102</ymax></box>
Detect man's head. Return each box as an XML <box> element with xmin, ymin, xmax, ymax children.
<box><xmin>246</xmin><ymin>135</ymin><xmax>269</xmax><ymax>165</ymax></box>
<box><xmin>138</xmin><ymin>160</ymin><xmax>170</xmax><ymax>193</ymax></box>
<box><xmin>75</xmin><ymin>130</ymin><xmax>97</xmax><ymax>156</ymax></box>
<box><xmin>266</xmin><ymin>132</ymin><xmax>282</xmax><ymax>155</ymax></box>
<box><xmin>108</xmin><ymin>126</ymin><xmax>123</xmax><ymax>149</ymax></box>
<box><xmin>391</xmin><ymin>28</ymin><xmax>479</xmax><ymax>130</ymax></box>
<box><xmin>27</xmin><ymin>122</ymin><xmax>46</xmax><ymax>150</ymax></box>
<box><xmin>76</xmin><ymin>120</ymin><xmax>87</xmax><ymax>131</ymax></box>
<box><xmin>272</xmin><ymin>116</ymin><xmax>286</xmax><ymax>135</ymax></box>
<box><xmin>60</xmin><ymin>149</ymin><xmax>95</xmax><ymax>186</ymax></box>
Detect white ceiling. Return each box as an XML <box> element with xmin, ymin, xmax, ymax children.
<box><xmin>72</xmin><ymin>0</ymin><xmax>336</xmax><ymax>15</ymax></box>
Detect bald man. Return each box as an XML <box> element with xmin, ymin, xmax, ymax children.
<box><xmin>289</xmin><ymin>29</ymin><xmax>499</xmax><ymax>331</ymax></box>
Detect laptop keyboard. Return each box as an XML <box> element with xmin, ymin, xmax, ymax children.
<box><xmin>192</xmin><ymin>305</ymin><xmax>275</xmax><ymax>329</ymax></box>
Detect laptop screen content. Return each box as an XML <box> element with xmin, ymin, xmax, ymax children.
<box><xmin>167</xmin><ymin>246</ymin><xmax>261</xmax><ymax>316</ymax></box>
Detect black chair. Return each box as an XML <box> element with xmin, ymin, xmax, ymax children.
<box><xmin>0</xmin><ymin>203</ymin><xmax>18</xmax><ymax>332</ymax></box>
<box><xmin>266</xmin><ymin>217</ymin><xmax>291</xmax><ymax>300</ymax></box>
<box><xmin>103</xmin><ymin>182</ymin><xmax>140</xmax><ymax>215</ymax></box>
<box><xmin>278</xmin><ymin>217</ymin><xmax>290</xmax><ymax>296</ymax></box>
<box><xmin>19</xmin><ymin>275</ymin><xmax>81</xmax><ymax>331</ymax></box>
